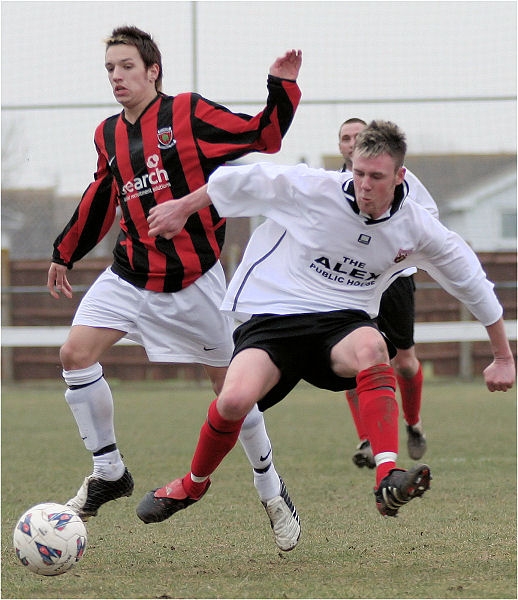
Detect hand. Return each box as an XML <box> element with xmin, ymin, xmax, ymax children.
<box><xmin>47</xmin><ymin>262</ymin><xmax>73</xmax><ymax>299</ymax></box>
<box><xmin>148</xmin><ymin>186</ymin><xmax>212</xmax><ymax>239</ymax></box>
<box><xmin>269</xmin><ymin>49</ymin><xmax>302</xmax><ymax>80</ymax></box>
<box><xmin>483</xmin><ymin>356</ymin><xmax>516</xmax><ymax>391</ymax></box>
<box><xmin>147</xmin><ymin>199</ymin><xmax>189</xmax><ymax>240</ymax></box>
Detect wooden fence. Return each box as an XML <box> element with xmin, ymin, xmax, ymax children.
<box><xmin>1</xmin><ymin>252</ymin><xmax>516</xmax><ymax>381</ymax></box>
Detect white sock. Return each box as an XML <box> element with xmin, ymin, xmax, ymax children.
<box><xmin>63</xmin><ymin>363</ymin><xmax>121</xmax><ymax>457</ymax></box>
<box><xmin>239</xmin><ymin>405</ymin><xmax>281</xmax><ymax>502</ymax></box>
<box><xmin>406</xmin><ymin>419</ymin><xmax>424</xmax><ymax>433</ymax></box>
<box><xmin>253</xmin><ymin>465</ymin><xmax>282</xmax><ymax>502</ymax></box>
<box><xmin>92</xmin><ymin>449</ymin><xmax>125</xmax><ymax>481</ymax></box>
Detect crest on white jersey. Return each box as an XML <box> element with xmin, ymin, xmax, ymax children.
<box><xmin>394</xmin><ymin>248</ymin><xmax>412</xmax><ymax>263</ymax></box>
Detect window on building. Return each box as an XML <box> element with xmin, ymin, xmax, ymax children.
<box><xmin>501</xmin><ymin>210</ymin><xmax>517</xmax><ymax>239</ymax></box>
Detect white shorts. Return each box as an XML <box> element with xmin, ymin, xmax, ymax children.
<box><xmin>72</xmin><ymin>263</ymin><xmax>233</xmax><ymax>366</ymax></box>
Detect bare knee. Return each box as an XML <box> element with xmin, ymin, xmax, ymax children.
<box><xmin>392</xmin><ymin>348</ymin><xmax>420</xmax><ymax>378</ymax></box>
<box><xmin>216</xmin><ymin>347</ymin><xmax>278</xmax><ymax>420</ymax></box>
<box><xmin>357</xmin><ymin>339</ymin><xmax>389</xmax><ymax>368</ymax></box>
<box><xmin>331</xmin><ymin>328</ymin><xmax>389</xmax><ymax>378</ymax></box>
<box><xmin>217</xmin><ymin>386</ymin><xmax>257</xmax><ymax>421</ymax></box>
<box><xmin>349</xmin><ymin>334</ymin><xmax>390</xmax><ymax>374</ymax></box>
<box><xmin>60</xmin><ymin>339</ymin><xmax>95</xmax><ymax>371</ymax></box>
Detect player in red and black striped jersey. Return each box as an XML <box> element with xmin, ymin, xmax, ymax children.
<box><xmin>46</xmin><ymin>26</ymin><xmax>302</xmax><ymax>549</ymax></box>
<box><xmin>52</xmin><ymin>57</ymin><xmax>300</xmax><ymax>293</ymax></box>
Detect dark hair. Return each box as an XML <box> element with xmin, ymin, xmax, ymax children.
<box><xmin>354</xmin><ymin>120</ymin><xmax>407</xmax><ymax>170</ymax></box>
<box><xmin>338</xmin><ymin>117</ymin><xmax>367</xmax><ymax>139</ymax></box>
<box><xmin>105</xmin><ymin>26</ymin><xmax>163</xmax><ymax>91</ymax></box>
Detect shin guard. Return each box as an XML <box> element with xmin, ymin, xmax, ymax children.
<box><xmin>356</xmin><ymin>365</ymin><xmax>398</xmax><ymax>486</ymax></box>
<box><xmin>190</xmin><ymin>399</ymin><xmax>245</xmax><ymax>480</ymax></box>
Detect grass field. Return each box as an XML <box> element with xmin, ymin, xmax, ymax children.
<box><xmin>1</xmin><ymin>378</ymin><xmax>516</xmax><ymax>599</ymax></box>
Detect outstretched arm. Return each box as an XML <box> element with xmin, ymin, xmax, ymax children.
<box><xmin>269</xmin><ymin>49</ymin><xmax>302</xmax><ymax>80</ymax></box>
<box><xmin>148</xmin><ymin>185</ymin><xmax>212</xmax><ymax>239</ymax></box>
<box><xmin>483</xmin><ymin>317</ymin><xmax>516</xmax><ymax>391</ymax></box>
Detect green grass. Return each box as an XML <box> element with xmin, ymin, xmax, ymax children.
<box><xmin>2</xmin><ymin>378</ymin><xmax>516</xmax><ymax>599</ymax></box>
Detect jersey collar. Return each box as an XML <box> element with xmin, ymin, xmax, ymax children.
<box><xmin>341</xmin><ymin>177</ymin><xmax>409</xmax><ymax>224</ymax></box>
<box><xmin>121</xmin><ymin>93</ymin><xmax>161</xmax><ymax>126</ymax></box>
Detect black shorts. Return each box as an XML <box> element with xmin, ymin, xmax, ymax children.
<box><xmin>231</xmin><ymin>310</ymin><xmax>396</xmax><ymax>412</ymax></box>
<box><xmin>377</xmin><ymin>275</ymin><xmax>416</xmax><ymax>350</ymax></box>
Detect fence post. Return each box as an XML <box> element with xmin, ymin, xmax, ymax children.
<box><xmin>459</xmin><ymin>303</ymin><xmax>473</xmax><ymax>379</ymax></box>
<box><xmin>1</xmin><ymin>248</ymin><xmax>14</xmax><ymax>381</ymax></box>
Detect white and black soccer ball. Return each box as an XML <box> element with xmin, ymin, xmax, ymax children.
<box><xmin>13</xmin><ymin>502</ymin><xmax>87</xmax><ymax>576</ymax></box>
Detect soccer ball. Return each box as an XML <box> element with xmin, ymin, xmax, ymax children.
<box><xmin>13</xmin><ymin>502</ymin><xmax>87</xmax><ymax>576</ymax></box>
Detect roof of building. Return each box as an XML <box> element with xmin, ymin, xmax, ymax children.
<box><xmin>322</xmin><ymin>153</ymin><xmax>517</xmax><ymax>209</ymax></box>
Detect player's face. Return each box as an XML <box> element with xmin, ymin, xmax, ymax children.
<box><xmin>105</xmin><ymin>44</ymin><xmax>158</xmax><ymax>113</ymax></box>
<box><xmin>352</xmin><ymin>152</ymin><xmax>406</xmax><ymax>219</ymax></box>
<box><xmin>338</xmin><ymin>122</ymin><xmax>366</xmax><ymax>169</ymax></box>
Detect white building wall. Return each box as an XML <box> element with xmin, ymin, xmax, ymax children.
<box><xmin>441</xmin><ymin>178</ymin><xmax>516</xmax><ymax>252</ymax></box>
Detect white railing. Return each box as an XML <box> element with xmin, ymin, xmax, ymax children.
<box><xmin>1</xmin><ymin>321</ymin><xmax>516</xmax><ymax>347</ymax></box>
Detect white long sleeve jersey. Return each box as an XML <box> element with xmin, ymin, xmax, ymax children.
<box><xmin>208</xmin><ymin>162</ymin><xmax>502</xmax><ymax>325</ymax></box>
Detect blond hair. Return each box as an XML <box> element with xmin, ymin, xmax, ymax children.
<box><xmin>354</xmin><ymin>120</ymin><xmax>407</xmax><ymax>170</ymax></box>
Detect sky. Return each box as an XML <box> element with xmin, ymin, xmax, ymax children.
<box><xmin>1</xmin><ymin>0</ymin><xmax>516</xmax><ymax>195</ymax></box>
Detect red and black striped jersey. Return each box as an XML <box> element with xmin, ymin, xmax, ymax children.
<box><xmin>52</xmin><ymin>75</ymin><xmax>301</xmax><ymax>292</ymax></box>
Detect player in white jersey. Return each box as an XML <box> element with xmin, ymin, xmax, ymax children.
<box><xmin>338</xmin><ymin>117</ymin><xmax>436</xmax><ymax>467</ymax></box>
<box><xmin>136</xmin><ymin>120</ymin><xmax>514</xmax><ymax>534</ymax></box>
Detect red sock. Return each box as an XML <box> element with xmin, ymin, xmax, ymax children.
<box><xmin>356</xmin><ymin>364</ymin><xmax>398</xmax><ymax>487</ymax></box>
<box><xmin>397</xmin><ymin>363</ymin><xmax>423</xmax><ymax>426</ymax></box>
<box><xmin>184</xmin><ymin>399</ymin><xmax>245</xmax><ymax>497</ymax></box>
<box><xmin>346</xmin><ymin>389</ymin><xmax>368</xmax><ymax>440</ymax></box>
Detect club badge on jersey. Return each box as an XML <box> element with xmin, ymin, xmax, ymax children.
<box><xmin>157</xmin><ymin>127</ymin><xmax>177</xmax><ymax>150</ymax></box>
<box><xmin>394</xmin><ymin>248</ymin><xmax>412</xmax><ymax>263</ymax></box>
